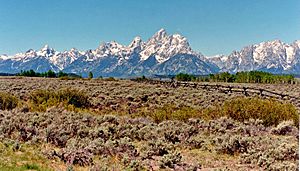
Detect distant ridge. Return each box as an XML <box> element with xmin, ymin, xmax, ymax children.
<box><xmin>0</xmin><ymin>29</ymin><xmax>299</xmax><ymax>77</ymax></box>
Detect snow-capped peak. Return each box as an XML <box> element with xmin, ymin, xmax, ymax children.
<box><xmin>294</xmin><ymin>40</ymin><xmax>300</xmax><ymax>48</ymax></box>
<box><xmin>41</xmin><ymin>44</ymin><xmax>50</xmax><ymax>50</ymax></box>
<box><xmin>70</xmin><ymin>48</ymin><xmax>78</xmax><ymax>52</ymax></box>
<box><xmin>0</xmin><ymin>54</ymin><xmax>10</xmax><ymax>60</ymax></box>
<box><xmin>128</xmin><ymin>36</ymin><xmax>145</xmax><ymax>54</ymax></box>
<box><xmin>129</xmin><ymin>36</ymin><xmax>143</xmax><ymax>48</ymax></box>
<box><xmin>1</xmin><ymin>29</ymin><xmax>196</xmax><ymax>66</ymax></box>
<box><xmin>48</xmin><ymin>47</ymin><xmax>83</xmax><ymax>70</ymax></box>
<box><xmin>37</xmin><ymin>44</ymin><xmax>55</xmax><ymax>57</ymax></box>
<box><xmin>24</xmin><ymin>49</ymin><xmax>37</xmax><ymax>57</ymax></box>
<box><xmin>151</xmin><ymin>28</ymin><xmax>168</xmax><ymax>42</ymax></box>
<box><xmin>209</xmin><ymin>39</ymin><xmax>300</xmax><ymax>73</ymax></box>
<box><xmin>92</xmin><ymin>41</ymin><xmax>125</xmax><ymax>58</ymax></box>
<box><xmin>140</xmin><ymin>28</ymin><xmax>196</xmax><ymax>63</ymax></box>
<box><xmin>0</xmin><ymin>30</ymin><xmax>299</xmax><ymax>76</ymax></box>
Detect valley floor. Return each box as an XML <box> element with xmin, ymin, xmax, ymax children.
<box><xmin>0</xmin><ymin>77</ymin><xmax>298</xmax><ymax>170</ymax></box>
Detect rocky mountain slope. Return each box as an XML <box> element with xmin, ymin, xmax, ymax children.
<box><xmin>0</xmin><ymin>29</ymin><xmax>218</xmax><ymax>77</ymax></box>
<box><xmin>209</xmin><ymin>40</ymin><xmax>300</xmax><ymax>74</ymax></box>
<box><xmin>0</xmin><ymin>29</ymin><xmax>299</xmax><ymax>77</ymax></box>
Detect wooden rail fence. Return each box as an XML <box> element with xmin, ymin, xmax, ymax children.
<box><xmin>134</xmin><ymin>79</ymin><xmax>300</xmax><ymax>109</ymax></box>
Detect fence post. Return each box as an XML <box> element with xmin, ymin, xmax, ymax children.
<box><xmin>228</xmin><ymin>86</ymin><xmax>232</xmax><ymax>93</ymax></box>
<box><xmin>243</xmin><ymin>87</ymin><xmax>248</xmax><ymax>96</ymax></box>
<box><xmin>259</xmin><ymin>89</ymin><xmax>264</xmax><ymax>97</ymax></box>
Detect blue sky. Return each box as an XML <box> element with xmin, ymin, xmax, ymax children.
<box><xmin>0</xmin><ymin>0</ymin><xmax>299</xmax><ymax>56</ymax></box>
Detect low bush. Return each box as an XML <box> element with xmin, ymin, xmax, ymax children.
<box><xmin>132</xmin><ymin>75</ymin><xmax>148</xmax><ymax>82</ymax></box>
<box><xmin>175</xmin><ymin>73</ymin><xmax>196</xmax><ymax>82</ymax></box>
<box><xmin>240</xmin><ymin>140</ymin><xmax>299</xmax><ymax>170</ymax></box>
<box><xmin>271</xmin><ymin>121</ymin><xmax>296</xmax><ymax>135</ymax></box>
<box><xmin>204</xmin><ymin>71</ymin><xmax>296</xmax><ymax>84</ymax></box>
<box><xmin>22</xmin><ymin>163</ymin><xmax>40</xmax><ymax>170</ymax></box>
<box><xmin>28</xmin><ymin>88</ymin><xmax>90</xmax><ymax>112</ymax></box>
<box><xmin>132</xmin><ymin>97</ymin><xmax>298</xmax><ymax>127</ymax></box>
<box><xmin>0</xmin><ymin>109</ymin><xmax>298</xmax><ymax>169</ymax></box>
<box><xmin>58</xmin><ymin>148</ymin><xmax>93</xmax><ymax>166</ymax></box>
<box><xmin>59</xmin><ymin>76</ymin><xmax>77</xmax><ymax>80</ymax></box>
<box><xmin>159</xmin><ymin>151</ymin><xmax>182</xmax><ymax>169</ymax></box>
<box><xmin>134</xmin><ymin>105</ymin><xmax>199</xmax><ymax>123</ymax></box>
<box><xmin>104</xmin><ymin>77</ymin><xmax>117</xmax><ymax>81</ymax></box>
<box><xmin>0</xmin><ymin>92</ymin><xmax>19</xmax><ymax>110</ymax></box>
<box><xmin>215</xmin><ymin>134</ymin><xmax>251</xmax><ymax>155</ymax></box>
<box><xmin>218</xmin><ymin>97</ymin><xmax>299</xmax><ymax>127</ymax></box>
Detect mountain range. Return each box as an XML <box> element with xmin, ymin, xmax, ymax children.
<box><xmin>0</xmin><ymin>29</ymin><xmax>299</xmax><ymax>77</ymax></box>
<box><xmin>209</xmin><ymin>40</ymin><xmax>300</xmax><ymax>74</ymax></box>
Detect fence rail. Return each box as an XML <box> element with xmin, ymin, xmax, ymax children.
<box><xmin>134</xmin><ymin>79</ymin><xmax>300</xmax><ymax>109</ymax></box>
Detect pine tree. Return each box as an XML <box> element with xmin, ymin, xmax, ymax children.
<box><xmin>88</xmin><ymin>72</ymin><xmax>93</xmax><ymax>79</ymax></box>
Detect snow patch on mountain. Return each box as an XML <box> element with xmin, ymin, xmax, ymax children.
<box><xmin>209</xmin><ymin>40</ymin><xmax>300</xmax><ymax>74</ymax></box>
<box><xmin>140</xmin><ymin>29</ymin><xmax>197</xmax><ymax>63</ymax></box>
<box><xmin>1</xmin><ymin>29</ymin><xmax>299</xmax><ymax>76</ymax></box>
<box><xmin>0</xmin><ymin>54</ymin><xmax>11</xmax><ymax>60</ymax></box>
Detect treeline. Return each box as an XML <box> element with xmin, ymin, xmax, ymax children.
<box><xmin>175</xmin><ymin>73</ymin><xmax>196</xmax><ymax>81</ymax></box>
<box><xmin>175</xmin><ymin>71</ymin><xmax>296</xmax><ymax>84</ymax></box>
<box><xmin>0</xmin><ymin>73</ymin><xmax>15</xmax><ymax>76</ymax></box>
<box><xmin>16</xmin><ymin>70</ymin><xmax>82</xmax><ymax>78</ymax></box>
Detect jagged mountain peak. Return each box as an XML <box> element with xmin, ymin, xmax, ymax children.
<box><xmin>1</xmin><ymin>30</ymin><xmax>298</xmax><ymax>76</ymax></box>
<box><xmin>37</xmin><ymin>44</ymin><xmax>56</xmax><ymax>57</ymax></box>
<box><xmin>147</xmin><ymin>28</ymin><xmax>168</xmax><ymax>44</ymax></box>
<box><xmin>255</xmin><ymin>39</ymin><xmax>284</xmax><ymax>48</ymax></box>
<box><xmin>209</xmin><ymin>39</ymin><xmax>300</xmax><ymax>74</ymax></box>
<box><xmin>149</xmin><ymin>29</ymin><xmax>188</xmax><ymax>46</ymax></box>
<box><xmin>88</xmin><ymin>29</ymin><xmax>195</xmax><ymax>63</ymax></box>
<box><xmin>171</xmin><ymin>33</ymin><xmax>186</xmax><ymax>40</ymax></box>
<box><xmin>140</xmin><ymin>29</ymin><xmax>196</xmax><ymax>63</ymax></box>
<box><xmin>97</xmin><ymin>41</ymin><xmax>124</xmax><ymax>50</ymax></box>
<box><xmin>0</xmin><ymin>54</ymin><xmax>10</xmax><ymax>60</ymax></box>
<box><xmin>153</xmin><ymin>28</ymin><xmax>167</xmax><ymax>39</ymax></box>
<box><xmin>108</xmin><ymin>41</ymin><xmax>123</xmax><ymax>46</ymax></box>
<box><xmin>266</xmin><ymin>39</ymin><xmax>282</xmax><ymax>44</ymax></box>
<box><xmin>169</xmin><ymin>34</ymin><xmax>191</xmax><ymax>50</ymax></box>
<box><xmin>93</xmin><ymin>41</ymin><xmax>125</xmax><ymax>58</ymax></box>
<box><xmin>26</xmin><ymin>49</ymin><xmax>35</xmax><ymax>53</ymax></box>
<box><xmin>69</xmin><ymin>47</ymin><xmax>78</xmax><ymax>52</ymax></box>
<box><xmin>24</xmin><ymin>49</ymin><xmax>37</xmax><ymax>57</ymax></box>
<box><xmin>61</xmin><ymin>48</ymin><xmax>82</xmax><ymax>56</ymax></box>
<box><xmin>41</xmin><ymin>44</ymin><xmax>50</xmax><ymax>50</ymax></box>
<box><xmin>293</xmin><ymin>40</ymin><xmax>300</xmax><ymax>47</ymax></box>
<box><xmin>129</xmin><ymin>36</ymin><xmax>143</xmax><ymax>48</ymax></box>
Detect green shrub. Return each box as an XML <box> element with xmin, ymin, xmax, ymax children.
<box><xmin>56</xmin><ymin>88</ymin><xmax>90</xmax><ymax>108</ymax></box>
<box><xmin>133</xmin><ymin>97</ymin><xmax>298</xmax><ymax>127</ymax></box>
<box><xmin>271</xmin><ymin>120</ymin><xmax>295</xmax><ymax>135</ymax></box>
<box><xmin>205</xmin><ymin>71</ymin><xmax>296</xmax><ymax>84</ymax></box>
<box><xmin>17</xmin><ymin>69</ymin><xmax>56</xmax><ymax>78</ymax></box>
<box><xmin>134</xmin><ymin>105</ymin><xmax>199</xmax><ymax>123</ymax></box>
<box><xmin>0</xmin><ymin>92</ymin><xmax>19</xmax><ymax>110</ymax></box>
<box><xmin>59</xmin><ymin>76</ymin><xmax>75</xmax><ymax>80</ymax></box>
<box><xmin>131</xmin><ymin>75</ymin><xmax>148</xmax><ymax>82</ymax></box>
<box><xmin>175</xmin><ymin>73</ymin><xmax>196</xmax><ymax>81</ymax></box>
<box><xmin>22</xmin><ymin>163</ymin><xmax>40</xmax><ymax>170</ymax></box>
<box><xmin>215</xmin><ymin>134</ymin><xmax>251</xmax><ymax>155</ymax></box>
<box><xmin>88</xmin><ymin>72</ymin><xmax>93</xmax><ymax>79</ymax></box>
<box><xmin>159</xmin><ymin>151</ymin><xmax>182</xmax><ymax>169</ymax></box>
<box><xmin>104</xmin><ymin>77</ymin><xmax>117</xmax><ymax>81</ymax></box>
<box><xmin>219</xmin><ymin>97</ymin><xmax>299</xmax><ymax>127</ymax></box>
<box><xmin>29</xmin><ymin>88</ymin><xmax>90</xmax><ymax>112</ymax></box>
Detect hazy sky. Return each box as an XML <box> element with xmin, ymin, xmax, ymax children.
<box><xmin>0</xmin><ymin>0</ymin><xmax>299</xmax><ymax>56</ymax></box>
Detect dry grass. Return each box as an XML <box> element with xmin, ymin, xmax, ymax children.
<box><xmin>0</xmin><ymin>92</ymin><xmax>19</xmax><ymax>110</ymax></box>
<box><xmin>28</xmin><ymin>88</ymin><xmax>90</xmax><ymax>112</ymax></box>
<box><xmin>0</xmin><ymin>77</ymin><xmax>298</xmax><ymax>170</ymax></box>
<box><xmin>207</xmin><ymin>97</ymin><xmax>299</xmax><ymax>127</ymax></box>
